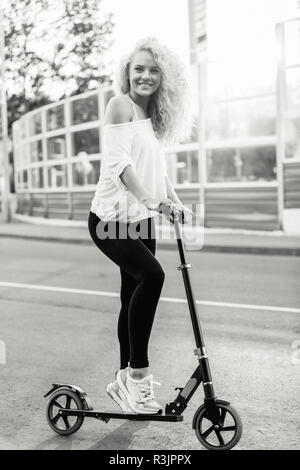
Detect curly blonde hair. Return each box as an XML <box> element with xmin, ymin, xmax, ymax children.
<box><xmin>115</xmin><ymin>36</ymin><xmax>195</xmax><ymax>145</ymax></box>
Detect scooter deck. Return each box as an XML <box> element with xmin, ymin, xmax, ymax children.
<box><xmin>59</xmin><ymin>409</ymin><xmax>183</xmax><ymax>422</ymax></box>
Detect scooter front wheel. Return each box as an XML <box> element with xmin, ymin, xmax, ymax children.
<box><xmin>46</xmin><ymin>388</ymin><xmax>85</xmax><ymax>436</ymax></box>
<box><xmin>194</xmin><ymin>402</ymin><xmax>242</xmax><ymax>450</ymax></box>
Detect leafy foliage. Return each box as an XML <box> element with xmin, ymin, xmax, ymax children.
<box><xmin>3</xmin><ymin>0</ymin><xmax>114</xmax><ymax>133</ymax></box>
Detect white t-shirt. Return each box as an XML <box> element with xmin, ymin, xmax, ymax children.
<box><xmin>90</xmin><ymin>96</ymin><xmax>168</xmax><ymax>223</ymax></box>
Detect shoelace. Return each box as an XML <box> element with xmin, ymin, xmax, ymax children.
<box><xmin>137</xmin><ymin>379</ymin><xmax>161</xmax><ymax>403</ymax></box>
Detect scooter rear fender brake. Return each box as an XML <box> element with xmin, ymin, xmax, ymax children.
<box><xmin>44</xmin><ymin>383</ymin><xmax>93</xmax><ymax>410</ymax></box>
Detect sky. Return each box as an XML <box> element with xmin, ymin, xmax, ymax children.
<box><xmin>100</xmin><ymin>0</ymin><xmax>299</xmax><ymax>68</ymax></box>
<box><xmin>101</xmin><ymin>0</ymin><xmax>299</xmax><ymax>95</ymax></box>
<box><xmin>2</xmin><ymin>0</ymin><xmax>299</xmax><ymax>102</ymax></box>
<box><xmin>207</xmin><ymin>0</ymin><xmax>299</xmax><ymax>61</ymax></box>
<box><xmin>99</xmin><ymin>0</ymin><xmax>299</xmax><ymax>91</ymax></box>
<box><xmin>101</xmin><ymin>0</ymin><xmax>191</xmax><ymax>67</ymax></box>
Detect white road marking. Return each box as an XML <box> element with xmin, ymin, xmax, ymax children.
<box><xmin>0</xmin><ymin>281</ymin><xmax>119</xmax><ymax>298</ymax></box>
<box><xmin>0</xmin><ymin>281</ymin><xmax>299</xmax><ymax>314</ymax></box>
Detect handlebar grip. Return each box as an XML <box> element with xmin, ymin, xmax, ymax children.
<box><xmin>158</xmin><ymin>202</ymin><xmax>171</xmax><ymax>214</ymax></box>
<box><xmin>158</xmin><ymin>202</ymin><xmax>181</xmax><ymax>224</ymax></box>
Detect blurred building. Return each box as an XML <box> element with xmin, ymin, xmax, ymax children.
<box><xmin>187</xmin><ymin>0</ymin><xmax>300</xmax><ymax>232</ymax></box>
<box><xmin>11</xmin><ymin>1</ymin><xmax>300</xmax><ymax>232</ymax></box>
<box><xmin>0</xmin><ymin>5</ymin><xmax>10</xmax><ymax>221</ymax></box>
<box><xmin>12</xmin><ymin>88</ymin><xmax>201</xmax><ymax>222</ymax></box>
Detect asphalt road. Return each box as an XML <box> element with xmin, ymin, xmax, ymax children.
<box><xmin>0</xmin><ymin>238</ymin><xmax>299</xmax><ymax>450</ymax></box>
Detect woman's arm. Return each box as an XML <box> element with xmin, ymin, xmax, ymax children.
<box><xmin>164</xmin><ymin>173</ymin><xmax>193</xmax><ymax>223</ymax></box>
<box><xmin>120</xmin><ymin>165</ymin><xmax>154</xmax><ymax>206</ymax></box>
<box><xmin>164</xmin><ymin>173</ymin><xmax>181</xmax><ymax>204</ymax></box>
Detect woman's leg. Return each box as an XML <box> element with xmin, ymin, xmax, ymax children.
<box><xmin>88</xmin><ymin>212</ymin><xmax>164</xmax><ymax>370</ymax></box>
<box><xmin>118</xmin><ymin>269</ymin><xmax>137</xmax><ymax>369</ymax></box>
<box><xmin>118</xmin><ymin>219</ymin><xmax>156</xmax><ymax>370</ymax></box>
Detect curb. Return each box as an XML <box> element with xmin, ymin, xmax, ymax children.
<box><xmin>156</xmin><ymin>241</ymin><xmax>300</xmax><ymax>256</ymax></box>
<box><xmin>1</xmin><ymin>231</ymin><xmax>299</xmax><ymax>256</ymax></box>
<box><xmin>0</xmin><ymin>232</ymin><xmax>92</xmax><ymax>246</ymax></box>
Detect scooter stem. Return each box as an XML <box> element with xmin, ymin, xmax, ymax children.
<box><xmin>173</xmin><ymin>214</ymin><xmax>206</xmax><ymax>354</ymax></box>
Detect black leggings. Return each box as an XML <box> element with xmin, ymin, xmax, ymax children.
<box><xmin>88</xmin><ymin>211</ymin><xmax>165</xmax><ymax>369</ymax></box>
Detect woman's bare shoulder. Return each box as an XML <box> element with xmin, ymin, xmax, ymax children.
<box><xmin>104</xmin><ymin>95</ymin><xmax>133</xmax><ymax>125</ymax></box>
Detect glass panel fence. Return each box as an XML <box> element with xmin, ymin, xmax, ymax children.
<box><xmin>285</xmin><ymin>118</ymin><xmax>300</xmax><ymax>159</ymax></box>
<box><xmin>71</xmin><ymin>95</ymin><xmax>99</xmax><ymax>125</ymax></box>
<box><xmin>72</xmin><ymin>160</ymin><xmax>100</xmax><ymax>186</ymax></box>
<box><xmin>47</xmin><ymin>135</ymin><xmax>66</xmax><ymax>160</ymax></box>
<box><xmin>72</xmin><ymin>128</ymin><xmax>100</xmax><ymax>155</ymax></box>
<box><xmin>207</xmin><ymin>145</ymin><xmax>276</xmax><ymax>182</ymax></box>
<box><xmin>23</xmin><ymin>144</ymin><xmax>30</xmax><ymax>166</ymax></box>
<box><xmin>31</xmin><ymin>167</ymin><xmax>44</xmax><ymax>188</ymax></box>
<box><xmin>20</xmin><ymin>119</ymin><xmax>27</xmax><ymax>140</ymax></box>
<box><xmin>30</xmin><ymin>140</ymin><xmax>43</xmax><ymax>163</ymax></box>
<box><xmin>206</xmin><ymin>96</ymin><xmax>276</xmax><ymax>141</ymax></box>
<box><xmin>12</xmin><ymin>123</ymin><xmax>19</xmax><ymax>144</ymax></box>
<box><xmin>286</xmin><ymin>67</ymin><xmax>300</xmax><ymax>108</ymax></box>
<box><xmin>176</xmin><ymin>151</ymin><xmax>199</xmax><ymax>184</ymax></box>
<box><xmin>14</xmin><ymin>147</ymin><xmax>20</xmax><ymax>169</ymax></box>
<box><xmin>47</xmin><ymin>105</ymin><xmax>65</xmax><ymax>131</ymax></box>
<box><xmin>16</xmin><ymin>170</ymin><xmax>29</xmax><ymax>190</ymax></box>
<box><xmin>47</xmin><ymin>164</ymin><xmax>68</xmax><ymax>188</ymax></box>
<box><xmin>16</xmin><ymin>172</ymin><xmax>21</xmax><ymax>190</ymax></box>
<box><xmin>29</xmin><ymin>112</ymin><xmax>42</xmax><ymax>136</ymax></box>
<box><xmin>22</xmin><ymin>170</ymin><xmax>28</xmax><ymax>189</ymax></box>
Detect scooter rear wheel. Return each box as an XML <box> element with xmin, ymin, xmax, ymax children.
<box><xmin>46</xmin><ymin>388</ymin><xmax>85</xmax><ymax>436</ymax></box>
<box><xmin>194</xmin><ymin>403</ymin><xmax>242</xmax><ymax>450</ymax></box>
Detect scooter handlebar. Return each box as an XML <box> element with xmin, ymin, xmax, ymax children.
<box><xmin>157</xmin><ymin>202</ymin><xmax>180</xmax><ymax>224</ymax></box>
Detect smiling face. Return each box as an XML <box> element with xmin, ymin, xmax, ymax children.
<box><xmin>128</xmin><ymin>49</ymin><xmax>162</xmax><ymax>98</ymax></box>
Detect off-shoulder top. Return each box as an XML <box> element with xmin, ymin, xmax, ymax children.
<box><xmin>90</xmin><ymin>94</ymin><xmax>168</xmax><ymax>223</ymax></box>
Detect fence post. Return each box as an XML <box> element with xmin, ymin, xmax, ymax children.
<box><xmin>275</xmin><ymin>21</ymin><xmax>285</xmax><ymax>230</ymax></box>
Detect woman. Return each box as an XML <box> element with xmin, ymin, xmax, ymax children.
<box><xmin>88</xmin><ymin>37</ymin><xmax>194</xmax><ymax>414</ymax></box>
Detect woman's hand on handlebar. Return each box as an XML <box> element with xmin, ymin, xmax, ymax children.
<box><xmin>171</xmin><ymin>201</ymin><xmax>193</xmax><ymax>224</ymax></box>
<box><xmin>142</xmin><ymin>197</ymin><xmax>160</xmax><ymax>212</ymax></box>
<box><xmin>142</xmin><ymin>197</ymin><xmax>193</xmax><ymax>224</ymax></box>
<box><xmin>142</xmin><ymin>197</ymin><xmax>177</xmax><ymax>222</ymax></box>
<box><xmin>158</xmin><ymin>199</ymin><xmax>193</xmax><ymax>224</ymax></box>
<box><xmin>157</xmin><ymin>199</ymin><xmax>179</xmax><ymax>223</ymax></box>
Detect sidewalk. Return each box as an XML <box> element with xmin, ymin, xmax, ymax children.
<box><xmin>0</xmin><ymin>215</ymin><xmax>300</xmax><ymax>255</ymax></box>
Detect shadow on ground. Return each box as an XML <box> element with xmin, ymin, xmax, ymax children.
<box><xmin>34</xmin><ymin>421</ymin><xmax>150</xmax><ymax>450</ymax></box>
<box><xmin>88</xmin><ymin>421</ymin><xmax>150</xmax><ymax>450</ymax></box>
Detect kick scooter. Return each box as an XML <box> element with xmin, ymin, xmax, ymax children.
<box><xmin>44</xmin><ymin>203</ymin><xmax>243</xmax><ymax>450</ymax></box>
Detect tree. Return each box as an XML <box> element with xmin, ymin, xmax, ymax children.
<box><xmin>3</xmin><ymin>0</ymin><xmax>114</xmax><ymax>133</ymax></box>
<box><xmin>59</xmin><ymin>0</ymin><xmax>115</xmax><ymax>95</ymax></box>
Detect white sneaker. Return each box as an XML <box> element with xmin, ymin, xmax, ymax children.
<box><xmin>117</xmin><ymin>367</ymin><xmax>163</xmax><ymax>414</ymax></box>
<box><xmin>106</xmin><ymin>374</ymin><xmax>132</xmax><ymax>413</ymax></box>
